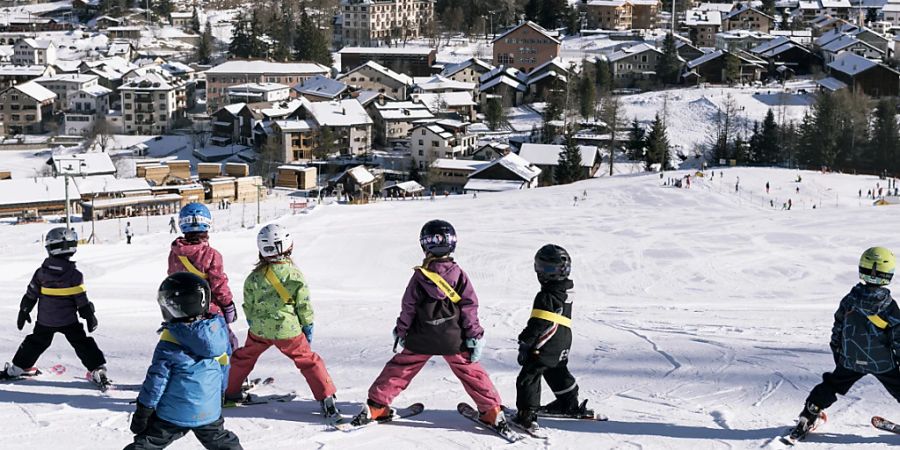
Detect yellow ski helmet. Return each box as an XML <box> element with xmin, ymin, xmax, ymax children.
<box><xmin>859</xmin><ymin>247</ymin><xmax>896</xmax><ymax>286</ymax></box>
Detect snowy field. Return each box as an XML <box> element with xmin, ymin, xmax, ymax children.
<box><xmin>1</xmin><ymin>167</ymin><xmax>899</xmax><ymax>449</ymax></box>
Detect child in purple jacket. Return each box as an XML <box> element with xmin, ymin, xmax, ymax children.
<box><xmin>350</xmin><ymin>220</ymin><xmax>506</xmax><ymax>429</ymax></box>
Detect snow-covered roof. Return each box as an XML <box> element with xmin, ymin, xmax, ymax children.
<box><xmin>760</xmin><ymin>42</ymin><xmax>807</xmax><ymax>57</ymax></box>
<box><xmin>51</xmin><ymin>152</ymin><xmax>116</xmax><ymax>176</ymax></box>
<box><xmin>274</xmin><ymin>119</ymin><xmax>315</xmax><ymax>132</ymax></box>
<box><xmin>883</xmin><ymin>3</ymin><xmax>900</xmax><ymax>11</ymax></box>
<box><xmin>35</xmin><ymin>73</ymin><xmax>99</xmax><ymax>84</ymax></box>
<box><xmin>684</xmin><ymin>8</ymin><xmax>723</xmax><ymax>26</ymax></box>
<box><xmin>222</xmin><ymin>103</ymin><xmax>247</xmax><ymax>115</ymax></box>
<box><xmin>820</xmin><ymin>0</ymin><xmax>851</xmax><ymax>7</ymax></box>
<box><xmin>585</xmin><ymin>0</ymin><xmax>628</xmax><ymax>6</ymax></box>
<box><xmin>343</xmin><ymin>61</ymin><xmax>413</xmax><ymax>86</ymax></box>
<box><xmin>375</xmin><ymin>101</ymin><xmax>435</xmax><ymax>120</ymax></box>
<box><xmin>383</xmin><ymin>180</ymin><xmax>425</xmax><ymax>193</ymax></box>
<box><xmin>170</xmin><ymin>12</ymin><xmax>193</xmax><ymax>18</ymax></box>
<box><xmin>827</xmin><ymin>52</ymin><xmax>882</xmax><ymax>75</ymax></box>
<box><xmin>686</xmin><ymin>49</ymin><xmax>724</xmax><ymax>68</ymax></box>
<box><xmin>492</xmin><ymin>21</ymin><xmax>560</xmax><ymax>45</ymax></box>
<box><xmin>79</xmin><ymin>84</ymin><xmax>113</xmax><ymax>96</ymax></box>
<box><xmin>816</xmin><ymin>76</ymin><xmax>848</xmax><ymax>91</ymax></box>
<box><xmin>120</xmin><ymin>69</ymin><xmax>183</xmax><ymax>91</ymax></box>
<box><xmin>305</xmin><ymin>99</ymin><xmax>372</xmax><ymax>127</ymax></box>
<box><xmin>463</xmin><ymin>178</ymin><xmax>528</xmax><ymax>192</ymax></box>
<box><xmin>724</xmin><ymin>4</ymin><xmax>774</xmax><ymax>20</ymax></box>
<box><xmin>526</xmin><ymin>70</ymin><xmax>567</xmax><ymax>85</ymax></box>
<box><xmin>0</xmin><ymin>64</ymin><xmax>49</xmax><ymax>76</ymax></box>
<box><xmin>441</xmin><ymin>58</ymin><xmax>495</xmax><ymax>77</ymax></box>
<box><xmin>608</xmin><ymin>43</ymin><xmax>663</xmax><ymax>62</ymax></box>
<box><xmin>0</xmin><ymin>177</ymin><xmax>70</xmax><ymax>206</ymax></box>
<box><xmin>11</xmin><ymin>81</ymin><xmax>56</xmax><ymax>102</ymax></box>
<box><xmin>529</xmin><ymin>57</ymin><xmax>569</xmax><ymax>76</ymax></box>
<box><xmin>410</xmin><ymin>92</ymin><xmax>476</xmax><ymax>110</ymax></box>
<box><xmin>470</xmin><ymin>153</ymin><xmax>541</xmax><ymax>182</ymax></box>
<box><xmin>413</xmin><ymin>74</ymin><xmax>476</xmax><ymax>92</ymax></box>
<box><xmin>255</xmin><ymin>99</ymin><xmax>304</xmax><ymax>119</ymax></box>
<box><xmin>338</xmin><ymin>46</ymin><xmax>434</xmax><ymax>55</ymax></box>
<box><xmin>821</xmin><ymin>35</ymin><xmax>864</xmax><ymax>52</ymax></box>
<box><xmin>206</xmin><ymin>60</ymin><xmax>330</xmax><ymax>75</ymax></box>
<box><xmin>430</xmin><ymin>159</ymin><xmax>487</xmax><ymax>171</ymax></box>
<box><xmin>73</xmin><ymin>175</ymin><xmax>150</xmax><ymax>196</ymax></box>
<box><xmin>518</xmin><ymin>143</ymin><xmax>599</xmax><ymax>167</ymax></box>
<box><xmin>479</xmin><ymin>75</ymin><xmax>526</xmax><ymax>92</ymax></box>
<box><xmin>480</xmin><ymin>65</ymin><xmax>528</xmax><ymax>84</ymax></box>
<box><xmin>227</xmin><ymin>82</ymin><xmax>289</xmax><ymax>93</ymax></box>
<box><xmin>19</xmin><ymin>38</ymin><xmax>54</xmax><ymax>50</ymax></box>
<box><xmin>749</xmin><ymin>36</ymin><xmax>792</xmax><ymax>55</ymax></box>
<box><xmin>697</xmin><ymin>2</ymin><xmax>735</xmax><ymax>12</ymax></box>
<box><xmin>337</xmin><ymin>165</ymin><xmax>375</xmax><ymax>185</ymax></box>
<box><xmin>277</xmin><ymin>165</ymin><xmax>314</xmax><ymax>172</ymax></box>
<box><xmin>294</xmin><ymin>75</ymin><xmax>348</xmax><ymax>98</ymax></box>
<box><xmin>355</xmin><ymin>90</ymin><xmax>384</xmax><ymax>105</ymax></box>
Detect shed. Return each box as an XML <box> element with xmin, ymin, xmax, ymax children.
<box><xmin>80</xmin><ymin>193</ymin><xmax>182</xmax><ymax>220</ymax></box>
<box><xmin>276</xmin><ymin>165</ymin><xmax>317</xmax><ymax>190</ymax></box>
<box><xmin>464</xmin><ymin>153</ymin><xmax>541</xmax><ymax>192</ymax></box>
<box><xmin>165</xmin><ymin>160</ymin><xmax>191</xmax><ymax>181</ymax></box>
<box><xmin>382</xmin><ymin>181</ymin><xmax>425</xmax><ymax>198</ymax></box>
<box><xmin>198</xmin><ymin>163</ymin><xmax>222</xmax><ymax>180</ymax></box>
<box><xmin>225</xmin><ymin>163</ymin><xmax>250</xmax><ymax>178</ymax></box>
<box><xmin>153</xmin><ymin>183</ymin><xmax>204</xmax><ymax>206</ymax></box>
<box><xmin>235</xmin><ymin>176</ymin><xmax>264</xmax><ymax>202</ymax></box>
<box><xmin>137</xmin><ymin>164</ymin><xmax>170</xmax><ymax>185</ymax></box>
<box><xmin>205</xmin><ymin>177</ymin><xmax>236</xmax><ymax>202</ymax></box>
<box><xmin>0</xmin><ymin>177</ymin><xmax>72</xmax><ymax>217</ymax></box>
<box><xmin>330</xmin><ymin>165</ymin><xmax>377</xmax><ymax>203</ymax></box>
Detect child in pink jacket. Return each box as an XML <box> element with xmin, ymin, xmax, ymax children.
<box><xmin>351</xmin><ymin>220</ymin><xmax>506</xmax><ymax>429</ymax></box>
<box><xmin>168</xmin><ymin>203</ymin><xmax>238</xmax><ymax>349</ymax></box>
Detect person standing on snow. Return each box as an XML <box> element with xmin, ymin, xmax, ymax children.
<box><xmin>169</xmin><ymin>217</ymin><xmax>177</xmax><ymax>234</ymax></box>
<box><xmin>125</xmin><ymin>222</ymin><xmax>133</xmax><ymax>244</ymax></box>
<box><xmin>224</xmin><ymin>224</ymin><xmax>341</xmax><ymax>423</ymax></box>
<box><xmin>350</xmin><ymin>220</ymin><xmax>508</xmax><ymax>432</ymax></box>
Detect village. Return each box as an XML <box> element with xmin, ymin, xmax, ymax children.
<box><xmin>0</xmin><ymin>0</ymin><xmax>898</xmax><ymax>226</ymax></box>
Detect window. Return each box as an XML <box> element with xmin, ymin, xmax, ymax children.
<box><xmin>431</xmin><ymin>140</ymin><xmax>438</xmax><ymax>146</ymax></box>
<box><xmin>124</xmin><ymin>93</ymin><xmax>131</xmax><ymax>99</ymax></box>
<box><xmin>418</xmin><ymin>139</ymin><xmax>423</xmax><ymax>145</ymax></box>
<box><xmin>418</xmin><ymin>149</ymin><xmax>423</xmax><ymax>156</ymax></box>
<box><xmin>158</xmin><ymin>93</ymin><xmax>165</xmax><ymax>100</ymax></box>
<box><xmin>11</xmin><ymin>114</ymin><xmax>19</xmax><ymax>120</ymax></box>
<box><xmin>125</xmin><ymin>114</ymin><xmax>132</xmax><ymax>120</ymax></box>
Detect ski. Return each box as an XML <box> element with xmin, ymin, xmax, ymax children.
<box><xmin>779</xmin><ymin>411</ymin><xmax>827</xmax><ymax>446</ymax></box>
<box><xmin>224</xmin><ymin>392</ymin><xmax>296</xmax><ymax>407</ymax></box>
<box><xmin>243</xmin><ymin>376</ymin><xmax>275</xmax><ymax>392</ymax></box>
<box><xmin>0</xmin><ymin>367</ymin><xmax>42</xmax><ymax>382</ymax></box>
<box><xmin>872</xmin><ymin>416</ymin><xmax>900</xmax><ymax>435</ymax></box>
<box><xmin>457</xmin><ymin>402</ymin><xmax>525</xmax><ymax>443</ymax></box>
<box><xmin>502</xmin><ymin>407</ymin><xmax>549</xmax><ymax>440</ymax></box>
<box><xmin>84</xmin><ymin>371</ymin><xmax>114</xmax><ymax>392</ymax></box>
<box><xmin>537</xmin><ymin>400</ymin><xmax>608</xmax><ymax>421</ymax></box>
<box><xmin>336</xmin><ymin>403</ymin><xmax>425</xmax><ymax>432</ymax></box>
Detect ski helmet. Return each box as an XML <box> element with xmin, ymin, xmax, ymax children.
<box><xmin>534</xmin><ymin>244</ymin><xmax>571</xmax><ymax>283</ymax></box>
<box><xmin>45</xmin><ymin>227</ymin><xmax>78</xmax><ymax>256</ymax></box>
<box><xmin>157</xmin><ymin>272</ymin><xmax>211</xmax><ymax>322</ymax></box>
<box><xmin>859</xmin><ymin>247</ymin><xmax>895</xmax><ymax>286</ymax></box>
<box><xmin>178</xmin><ymin>202</ymin><xmax>212</xmax><ymax>233</ymax></box>
<box><xmin>257</xmin><ymin>223</ymin><xmax>293</xmax><ymax>258</ymax></box>
<box><xmin>419</xmin><ymin>219</ymin><xmax>457</xmax><ymax>257</ymax></box>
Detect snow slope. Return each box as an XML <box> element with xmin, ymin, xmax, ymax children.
<box><xmin>1</xmin><ymin>168</ymin><xmax>899</xmax><ymax>449</ymax></box>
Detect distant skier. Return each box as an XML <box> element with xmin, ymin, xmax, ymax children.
<box><xmin>169</xmin><ymin>217</ymin><xmax>177</xmax><ymax>234</ymax></box>
<box><xmin>766</xmin><ymin>182</ymin><xmax>770</xmax><ymax>194</ymax></box>
<box><xmin>125</xmin><ymin>222</ymin><xmax>133</xmax><ymax>244</ymax></box>
<box><xmin>127</xmin><ymin>273</ymin><xmax>242</xmax><ymax>450</ymax></box>
<box><xmin>785</xmin><ymin>248</ymin><xmax>900</xmax><ymax>443</ymax></box>
<box><xmin>788</xmin><ymin>198</ymin><xmax>792</xmax><ymax>210</ymax></box>
<box><xmin>513</xmin><ymin>245</ymin><xmax>589</xmax><ymax>433</ymax></box>
<box><xmin>0</xmin><ymin>228</ymin><xmax>108</xmax><ymax>386</ymax></box>
<box><xmin>224</xmin><ymin>224</ymin><xmax>341</xmax><ymax>422</ymax></box>
<box><xmin>168</xmin><ymin>203</ymin><xmax>239</xmax><ymax>350</ymax></box>
<box><xmin>350</xmin><ymin>220</ymin><xmax>508</xmax><ymax>432</ymax></box>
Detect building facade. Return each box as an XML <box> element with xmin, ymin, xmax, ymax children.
<box><xmin>492</xmin><ymin>21</ymin><xmax>561</xmax><ymax>73</ymax></box>
<box><xmin>119</xmin><ymin>70</ymin><xmax>187</xmax><ymax>135</ymax></box>
<box><xmin>205</xmin><ymin>61</ymin><xmax>330</xmax><ymax>112</ymax></box>
<box><xmin>337</xmin><ymin>0</ymin><xmax>435</xmax><ymax>47</ymax></box>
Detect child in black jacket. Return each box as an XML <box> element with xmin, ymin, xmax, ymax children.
<box><xmin>514</xmin><ymin>244</ymin><xmax>588</xmax><ymax>431</ymax></box>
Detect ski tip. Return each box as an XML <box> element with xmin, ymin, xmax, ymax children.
<box><xmin>872</xmin><ymin>416</ymin><xmax>884</xmax><ymax>426</ymax></box>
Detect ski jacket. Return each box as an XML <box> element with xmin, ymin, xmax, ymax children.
<box><xmin>137</xmin><ymin>315</ymin><xmax>229</xmax><ymax>428</ymax></box>
<box><xmin>168</xmin><ymin>237</ymin><xmax>233</xmax><ymax>315</ymax></box>
<box><xmin>397</xmin><ymin>259</ymin><xmax>483</xmax><ymax>355</ymax></box>
<box><xmin>242</xmin><ymin>260</ymin><xmax>313</xmax><ymax>340</ymax></box>
<box><xmin>518</xmin><ymin>279</ymin><xmax>574</xmax><ymax>366</ymax></box>
<box><xmin>831</xmin><ymin>283</ymin><xmax>900</xmax><ymax>374</ymax></box>
<box><xmin>23</xmin><ymin>256</ymin><xmax>91</xmax><ymax>327</ymax></box>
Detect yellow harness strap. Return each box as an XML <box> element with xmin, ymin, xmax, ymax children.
<box><xmin>265</xmin><ymin>267</ymin><xmax>294</xmax><ymax>304</ymax></box>
<box><xmin>868</xmin><ymin>314</ymin><xmax>889</xmax><ymax>329</ymax></box>
<box><xmin>530</xmin><ymin>309</ymin><xmax>572</xmax><ymax>328</ymax></box>
<box><xmin>416</xmin><ymin>267</ymin><xmax>461</xmax><ymax>303</ymax></box>
<box><xmin>41</xmin><ymin>284</ymin><xmax>86</xmax><ymax>296</ymax></box>
<box><xmin>177</xmin><ymin>256</ymin><xmax>207</xmax><ymax>279</ymax></box>
<box><xmin>160</xmin><ymin>329</ymin><xmax>230</xmax><ymax>365</ymax></box>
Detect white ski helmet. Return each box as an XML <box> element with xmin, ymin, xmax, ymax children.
<box><xmin>257</xmin><ymin>224</ymin><xmax>293</xmax><ymax>258</ymax></box>
<box><xmin>45</xmin><ymin>227</ymin><xmax>78</xmax><ymax>256</ymax></box>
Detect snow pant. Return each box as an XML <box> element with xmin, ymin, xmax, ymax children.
<box><xmin>807</xmin><ymin>365</ymin><xmax>900</xmax><ymax>409</ymax></box>
<box><xmin>124</xmin><ymin>416</ymin><xmax>242</xmax><ymax>450</ymax></box>
<box><xmin>12</xmin><ymin>322</ymin><xmax>105</xmax><ymax>371</ymax></box>
<box><xmin>225</xmin><ymin>332</ymin><xmax>335</xmax><ymax>401</ymax></box>
<box><xmin>516</xmin><ymin>359</ymin><xmax>578</xmax><ymax>412</ymax></box>
<box><xmin>127</xmin><ymin>236</ymin><xmax>132</xmax><ymax>244</ymax></box>
<box><xmin>368</xmin><ymin>349</ymin><xmax>502</xmax><ymax>413</ymax></box>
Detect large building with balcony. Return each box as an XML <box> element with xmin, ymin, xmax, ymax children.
<box><xmin>205</xmin><ymin>60</ymin><xmax>330</xmax><ymax>113</ymax></box>
<box><xmin>119</xmin><ymin>69</ymin><xmax>187</xmax><ymax>135</ymax></box>
<box><xmin>336</xmin><ymin>0</ymin><xmax>435</xmax><ymax>47</ymax></box>
<box><xmin>0</xmin><ymin>81</ymin><xmax>56</xmax><ymax>135</ymax></box>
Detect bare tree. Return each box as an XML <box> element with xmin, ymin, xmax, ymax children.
<box><xmin>191</xmin><ymin>121</ymin><xmax>212</xmax><ymax>149</ymax></box>
<box><xmin>600</xmin><ymin>94</ymin><xmax>624</xmax><ymax>176</ymax></box>
<box><xmin>707</xmin><ymin>94</ymin><xmax>741</xmax><ymax>163</ymax></box>
<box><xmin>85</xmin><ymin>119</ymin><xmax>113</xmax><ymax>153</ymax></box>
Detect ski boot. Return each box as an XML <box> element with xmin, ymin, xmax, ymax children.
<box><xmin>785</xmin><ymin>402</ymin><xmax>827</xmax><ymax>444</ymax></box>
<box><xmin>0</xmin><ymin>363</ymin><xmax>28</xmax><ymax>380</ymax></box>
<box><xmin>320</xmin><ymin>395</ymin><xmax>342</xmax><ymax>422</ymax></box>
<box><xmin>540</xmin><ymin>395</ymin><xmax>582</xmax><ymax>415</ymax></box>
<box><xmin>511</xmin><ymin>408</ymin><xmax>541</xmax><ymax>435</ymax></box>
<box><xmin>350</xmin><ymin>400</ymin><xmax>394</xmax><ymax>426</ymax></box>
<box><xmin>480</xmin><ymin>406</ymin><xmax>511</xmax><ymax>429</ymax></box>
<box><xmin>89</xmin><ymin>365</ymin><xmax>112</xmax><ymax>391</ymax></box>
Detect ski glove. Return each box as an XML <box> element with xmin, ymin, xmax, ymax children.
<box><xmin>17</xmin><ymin>295</ymin><xmax>36</xmax><ymax>331</ymax></box>
<box><xmin>302</xmin><ymin>324</ymin><xmax>314</xmax><ymax>345</ymax></box>
<box><xmin>222</xmin><ymin>302</ymin><xmax>238</xmax><ymax>324</ymax></box>
<box><xmin>517</xmin><ymin>344</ymin><xmax>537</xmax><ymax>366</ymax></box>
<box><xmin>465</xmin><ymin>337</ymin><xmax>485</xmax><ymax>363</ymax></box>
<box><xmin>130</xmin><ymin>402</ymin><xmax>154</xmax><ymax>434</ymax></box>
<box><xmin>392</xmin><ymin>327</ymin><xmax>405</xmax><ymax>353</ymax></box>
<box><xmin>78</xmin><ymin>303</ymin><xmax>98</xmax><ymax>333</ymax></box>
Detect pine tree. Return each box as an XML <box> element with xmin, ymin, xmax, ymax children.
<box><xmin>557</xmin><ymin>129</ymin><xmax>584</xmax><ymax>184</ymax></box>
<box><xmin>596</xmin><ymin>59</ymin><xmax>612</xmax><ymax>93</ymax></box>
<box><xmin>294</xmin><ymin>11</ymin><xmax>333</xmax><ymax>66</ymax></box>
<box><xmin>761</xmin><ymin>0</ymin><xmax>775</xmax><ymax>16</ymax></box>
<box><xmin>645</xmin><ymin>113</ymin><xmax>670</xmax><ymax>170</ymax></box>
<box><xmin>273</xmin><ymin>0</ymin><xmax>295</xmax><ymax>61</ymax></box>
<box><xmin>197</xmin><ymin>21</ymin><xmax>214</xmax><ymax>64</ymax></box>
<box><xmin>866</xmin><ymin>98</ymin><xmax>899</xmax><ymax>172</ymax></box>
<box><xmin>525</xmin><ymin>0</ymin><xmax>542</xmax><ymax>23</ymax></box>
<box><xmin>758</xmin><ymin>109</ymin><xmax>779</xmax><ymax>164</ymax></box>
<box><xmin>724</xmin><ymin>53</ymin><xmax>741</xmax><ymax>85</ymax></box>
<box><xmin>577</xmin><ymin>72</ymin><xmax>596</xmax><ymax>119</ymax></box>
<box><xmin>190</xmin><ymin>7</ymin><xmax>201</xmax><ymax>33</ymax></box>
<box><xmin>542</xmin><ymin>94</ymin><xmax>563</xmax><ymax>143</ymax></box>
<box><xmin>249</xmin><ymin>7</ymin><xmax>266</xmax><ymax>58</ymax></box>
<box><xmin>626</xmin><ymin>118</ymin><xmax>646</xmax><ymax>161</ymax></box>
<box><xmin>485</xmin><ymin>97</ymin><xmax>505</xmax><ymax>130</ymax></box>
<box><xmin>656</xmin><ymin>33</ymin><xmax>681</xmax><ymax>85</ymax></box>
<box><xmin>229</xmin><ymin>17</ymin><xmax>253</xmax><ymax>58</ymax></box>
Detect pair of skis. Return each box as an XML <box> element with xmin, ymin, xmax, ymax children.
<box><xmin>779</xmin><ymin>414</ymin><xmax>899</xmax><ymax>446</ymax></box>
<box><xmin>0</xmin><ymin>365</ymin><xmax>114</xmax><ymax>393</ymax></box>
<box><xmin>223</xmin><ymin>377</ymin><xmax>296</xmax><ymax>407</ymax></box>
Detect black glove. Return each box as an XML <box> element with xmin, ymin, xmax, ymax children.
<box><xmin>78</xmin><ymin>303</ymin><xmax>98</xmax><ymax>333</ymax></box>
<box><xmin>830</xmin><ymin>342</ymin><xmax>842</xmax><ymax>366</ymax></box>
<box><xmin>17</xmin><ymin>295</ymin><xmax>36</xmax><ymax>331</ymax></box>
<box><xmin>517</xmin><ymin>345</ymin><xmax>536</xmax><ymax>366</ymax></box>
<box><xmin>130</xmin><ymin>402</ymin><xmax>154</xmax><ymax>434</ymax></box>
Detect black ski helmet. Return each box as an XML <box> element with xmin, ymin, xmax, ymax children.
<box><xmin>419</xmin><ymin>219</ymin><xmax>457</xmax><ymax>257</ymax></box>
<box><xmin>157</xmin><ymin>272</ymin><xmax>211</xmax><ymax>322</ymax></box>
<box><xmin>534</xmin><ymin>244</ymin><xmax>571</xmax><ymax>283</ymax></box>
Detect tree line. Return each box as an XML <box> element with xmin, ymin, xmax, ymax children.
<box><xmin>229</xmin><ymin>0</ymin><xmax>333</xmax><ymax>66</ymax></box>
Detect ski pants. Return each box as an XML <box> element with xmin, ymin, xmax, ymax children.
<box><xmin>124</xmin><ymin>416</ymin><xmax>242</xmax><ymax>450</ymax></box>
<box><xmin>13</xmin><ymin>322</ymin><xmax>105</xmax><ymax>371</ymax></box>
<box><xmin>516</xmin><ymin>359</ymin><xmax>578</xmax><ymax>412</ymax></box>
<box><xmin>807</xmin><ymin>365</ymin><xmax>900</xmax><ymax>409</ymax></box>
<box><xmin>368</xmin><ymin>349</ymin><xmax>502</xmax><ymax>413</ymax></box>
<box><xmin>225</xmin><ymin>332</ymin><xmax>335</xmax><ymax>401</ymax></box>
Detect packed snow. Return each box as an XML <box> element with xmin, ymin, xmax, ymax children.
<box><xmin>1</xmin><ymin>167</ymin><xmax>899</xmax><ymax>449</ymax></box>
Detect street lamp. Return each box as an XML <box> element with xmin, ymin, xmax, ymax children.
<box><xmin>55</xmin><ymin>157</ymin><xmax>87</xmax><ymax>229</ymax></box>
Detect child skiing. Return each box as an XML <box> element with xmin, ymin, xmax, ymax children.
<box><xmin>513</xmin><ymin>244</ymin><xmax>591</xmax><ymax>433</ymax></box>
<box><xmin>785</xmin><ymin>247</ymin><xmax>900</xmax><ymax>443</ymax></box>
<box><xmin>168</xmin><ymin>202</ymin><xmax>239</xmax><ymax>349</ymax></box>
<box><xmin>0</xmin><ymin>227</ymin><xmax>108</xmax><ymax>388</ymax></box>
<box><xmin>127</xmin><ymin>272</ymin><xmax>242</xmax><ymax>450</ymax></box>
<box><xmin>351</xmin><ymin>219</ymin><xmax>508</xmax><ymax>433</ymax></box>
<box><xmin>224</xmin><ymin>224</ymin><xmax>341</xmax><ymax>422</ymax></box>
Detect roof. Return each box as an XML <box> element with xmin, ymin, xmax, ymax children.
<box><xmin>375</xmin><ymin>101</ymin><xmax>435</xmax><ymax>120</ymax></box>
<box><xmin>827</xmin><ymin>52</ymin><xmax>883</xmax><ymax>76</ymax></box>
<box><xmin>305</xmin><ymin>99</ymin><xmax>372</xmax><ymax>126</ymax></box>
<box><xmin>119</xmin><ymin>69</ymin><xmax>183</xmax><ymax>91</ymax></box>
<box><xmin>820</xmin><ymin>0</ymin><xmax>851</xmax><ymax>7</ymax></box>
<box><xmin>19</xmin><ymin>38</ymin><xmax>54</xmax><ymax>49</ymax></box>
<box><xmin>463</xmin><ymin>178</ymin><xmax>528</xmax><ymax>192</ymax></box>
<box><xmin>294</xmin><ymin>75</ymin><xmax>348</xmax><ymax>98</ymax></box>
<box><xmin>35</xmin><ymin>73</ymin><xmax>99</xmax><ymax>84</ymax></box>
<box><xmin>84</xmin><ymin>193</ymin><xmax>182</xmax><ymax>209</ymax></box>
<box><xmin>526</xmin><ymin>70</ymin><xmax>567</xmax><ymax>85</ymax></box>
<box><xmin>79</xmin><ymin>84</ymin><xmax>113</xmax><ymax>96</ymax></box>
<box><xmin>441</xmin><ymin>58</ymin><xmax>495</xmax><ymax>77</ymax></box>
<box><xmin>413</xmin><ymin>75</ymin><xmax>476</xmax><ymax>92</ymax></box>
<box><xmin>338</xmin><ymin>46</ymin><xmax>434</xmax><ymax>55</ymax></box>
<box><xmin>683</xmin><ymin>8</ymin><xmax>723</xmax><ymax>26</ymax></box>
<box><xmin>821</xmin><ymin>35</ymin><xmax>864</xmax><ymax>53</ymax></box>
<box><xmin>0</xmin><ymin>177</ymin><xmax>69</xmax><ymax>206</ymax></box>
<box><xmin>355</xmin><ymin>90</ymin><xmax>383</xmax><ymax>106</ymax></box>
<box><xmin>73</xmin><ymin>175</ymin><xmax>150</xmax><ymax>196</ymax></box>
<box><xmin>686</xmin><ymin>49</ymin><xmax>724</xmax><ymax>69</ymax></box>
<box><xmin>749</xmin><ymin>36</ymin><xmax>792</xmax><ymax>55</ymax></box>
<box><xmin>227</xmin><ymin>82</ymin><xmax>290</xmax><ymax>93</ymax></box>
<box><xmin>480</xmin><ymin>75</ymin><xmax>526</xmax><ymax>92</ymax></box>
<box><xmin>337</xmin><ymin>165</ymin><xmax>375</xmax><ymax>185</ymax></box>
<box><xmin>724</xmin><ymin>4</ymin><xmax>774</xmax><ymax>20</ymax></box>
<box><xmin>343</xmin><ymin>61</ymin><xmax>413</xmax><ymax>86</ymax></box>
<box><xmin>274</xmin><ymin>119</ymin><xmax>316</xmax><ymax>132</ymax></box>
<box><xmin>608</xmin><ymin>43</ymin><xmax>663</xmax><ymax>62</ymax></box>
<box><xmin>277</xmin><ymin>165</ymin><xmax>315</xmax><ymax>172</ymax></box>
<box><xmin>492</xmin><ymin>21</ymin><xmax>560</xmax><ymax>45</ymax></box>
<box><xmin>11</xmin><ymin>81</ymin><xmax>56</xmax><ymax>102</ymax></box>
<box><xmin>816</xmin><ymin>76</ymin><xmax>848</xmax><ymax>91</ymax></box>
<box><xmin>410</xmin><ymin>92</ymin><xmax>476</xmax><ymax>110</ymax></box>
<box><xmin>470</xmin><ymin>153</ymin><xmax>541</xmax><ymax>182</ymax></box>
<box><xmin>382</xmin><ymin>180</ymin><xmax>425</xmax><ymax>193</ymax></box>
<box><xmin>222</xmin><ymin>102</ymin><xmax>247</xmax><ymax>115</ymax></box>
<box><xmin>206</xmin><ymin>60</ymin><xmax>330</xmax><ymax>75</ymax></box>
<box><xmin>430</xmin><ymin>159</ymin><xmax>487</xmax><ymax>171</ymax></box>
<box><xmin>51</xmin><ymin>152</ymin><xmax>116</xmax><ymax>176</ymax></box>
<box><xmin>518</xmin><ymin>143</ymin><xmax>599</xmax><ymax>167</ymax></box>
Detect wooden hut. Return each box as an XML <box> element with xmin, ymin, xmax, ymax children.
<box><xmin>198</xmin><ymin>163</ymin><xmax>222</xmax><ymax>180</ymax></box>
<box><xmin>276</xmin><ymin>165</ymin><xmax>317</xmax><ymax>190</ymax></box>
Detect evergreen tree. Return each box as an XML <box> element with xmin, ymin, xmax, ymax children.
<box><xmin>577</xmin><ymin>72</ymin><xmax>596</xmax><ymax>119</ymax></box>
<box><xmin>751</xmin><ymin>109</ymin><xmax>780</xmax><ymax>164</ymax></box>
<box><xmin>190</xmin><ymin>7</ymin><xmax>201</xmax><ymax>33</ymax></box>
<box><xmin>724</xmin><ymin>53</ymin><xmax>741</xmax><ymax>85</ymax></box>
<box><xmin>656</xmin><ymin>33</ymin><xmax>681</xmax><ymax>85</ymax></box>
<box><xmin>761</xmin><ymin>0</ymin><xmax>775</xmax><ymax>16</ymax></box>
<box><xmin>596</xmin><ymin>59</ymin><xmax>612</xmax><ymax>93</ymax></box>
<box><xmin>229</xmin><ymin>17</ymin><xmax>254</xmax><ymax>58</ymax></box>
<box><xmin>273</xmin><ymin>0</ymin><xmax>295</xmax><ymax>61</ymax></box>
<box><xmin>196</xmin><ymin>21</ymin><xmax>214</xmax><ymax>64</ymax></box>
<box><xmin>748</xmin><ymin>122</ymin><xmax>761</xmax><ymax>164</ymax></box>
<box><xmin>626</xmin><ymin>118</ymin><xmax>646</xmax><ymax>161</ymax></box>
<box><xmin>866</xmin><ymin>98</ymin><xmax>899</xmax><ymax>172</ymax></box>
<box><xmin>485</xmin><ymin>97</ymin><xmax>505</xmax><ymax>131</ymax></box>
<box><xmin>294</xmin><ymin>11</ymin><xmax>333</xmax><ymax>66</ymax></box>
<box><xmin>542</xmin><ymin>94</ymin><xmax>563</xmax><ymax>143</ymax></box>
<box><xmin>250</xmin><ymin>7</ymin><xmax>266</xmax><ymax>58</ymax></box>
<box><xmin>557</xmin><ymin>129</ymin><xmax>584</xmax><ymax>184</ymax></box>
<box><xmin>540</xmin><ymin>0</ymin><xmax>566</xmax><ymax>29</ymax></box>
<box><xmin>152</xmin><ymin>0</ymin><xmax>173</xmax><ymax>20</ymax></box>
<box><xmin>645</xmin><ymin>113</ymin><xmax>671</xmax><ymax>170</ymax></box>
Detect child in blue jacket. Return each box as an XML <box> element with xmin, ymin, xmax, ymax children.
<box><xmin>126</xmin><ymin>273</ymin><xmax>242</xmax><ymax>450</ymax></box>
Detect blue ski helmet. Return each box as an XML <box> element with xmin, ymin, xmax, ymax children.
<box><xmin>419</xmin><ymin>219</ymin><xmax>457</xmax><ymax>257</ymax></box>
<box><xmin>179</xmin><ymin>202</ymin><xmax>212</xmax><ymax>233</ymax></box>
